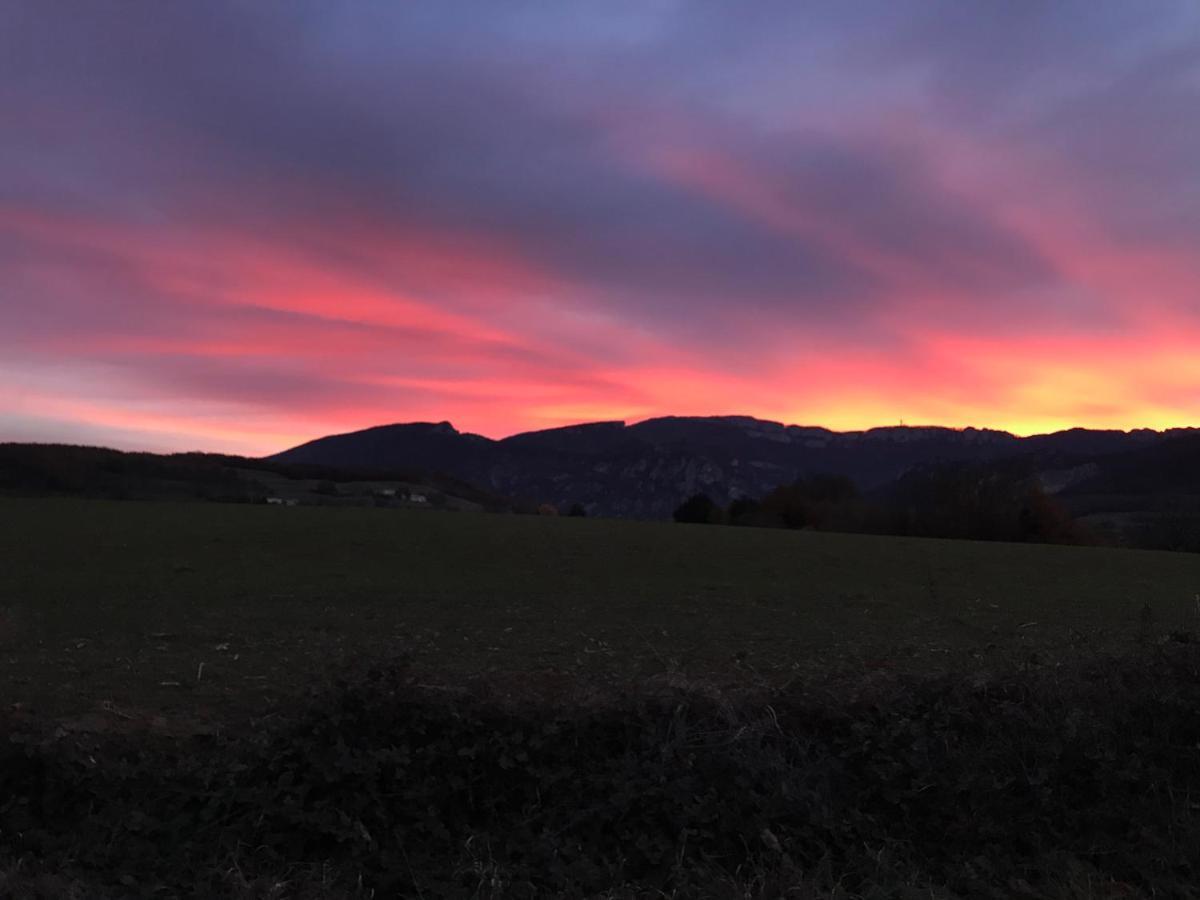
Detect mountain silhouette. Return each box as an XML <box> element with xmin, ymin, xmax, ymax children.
<box><xmin>270</xmin><ymin>416</ymin><xmax>1195</xmax><ymax>518</ymax></box>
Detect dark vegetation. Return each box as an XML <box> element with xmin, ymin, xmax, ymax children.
<box><xmin>4</xmin><ymin>497</ymin><xmax>1200</xmax><ymax>896</ymax></box>
<box><xmin>0</xmin><ymin>443</ymin><xmax>257</xmax><ymax>502</ymax></box>
<box><xmin>6</xmin><ymin>495</ymin><xmax>1200</xmax><ymax>720</ymax></box>
<box><xmin>672</xmin><ymin>492</ymin><xmax>723</xmax><ymax>524</ymax></box>
<box><xmin>6</xmin><ymin>423</ymin><xmax>1200</xmax><ymax>552</ymax></box>
<box><xmin>1057</xmin><ymin>433</ymin><xmax>1200</xmax><ymax>553</ymax></box>
<box><xmin>268</xmin><ymin>415</ymin><xmax>1200</xmax><ymax>525</ymax></box>
<box><xmin>5</xmin><ymin>642</ymin><xmax>1200</xmax><ymax>898</ymax></box>
<box><xmin>0</xmin><ymin>443</ymin><xmax>522</xmax><ymax>512</ymax></box>
<box><xmin>675</xmin><ymin>463</ymin><xmax>1092</xmax><ymax>547</ymax></box>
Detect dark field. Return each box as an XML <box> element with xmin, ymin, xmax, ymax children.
<box><xmin>2</xmin><ymin>496</ymin><xmax>1199</xmax><ymax>721</ymax></box>
<box><xmin>6</xmin><ymin>498</ymin><xmax>1200</xmax><ymax>897</ymax></box>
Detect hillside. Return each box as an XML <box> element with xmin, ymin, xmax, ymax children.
<box><xmin>0</xmin><ymin>442</ymin><xmax>522</xmax><ymax>513</ymax></box>
<box><xmin>271</xmin><ymin>415</ymin><xmax>1197</xmax><ymax>521</ymax></box>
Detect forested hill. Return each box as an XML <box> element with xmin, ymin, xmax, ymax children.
<box><xmin>270</xmin><ymin>416</ymin><xmax>1198</xmax><ymax>520</ymax></box>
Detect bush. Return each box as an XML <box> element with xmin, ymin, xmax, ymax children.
<box><xmin>673</xmin><ymin>493</ymin><xmax>721</xmax><ymax>524</ymax></box>
<box><xmin>726</xmin><ymin>496</ymin><xmax>760</xmax><ymax>526</ymax></box>
<box><xmin>755</xmin><ymin>474</ymin><xmax>861</xmax><ymax>530</ymax></box>
<box><xmin>4</xmin><ymin>644</ymin><xmax>1200</xmax><ymax>896</ymax></box>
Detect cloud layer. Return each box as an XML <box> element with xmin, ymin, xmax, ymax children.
<box><xmin>3</xmin><ymin>1</ymin><xmax>1198</xmax><ymax>452</ymax></box>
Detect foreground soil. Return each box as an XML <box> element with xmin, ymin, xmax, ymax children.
<box><xmin>4</xmin><ymin>641</ymin><xmax>1200</xmax><ymax>899</ymax></box>
<box><xmin>5</xmin><ymin>499</ymin><xmax>1200</xmax><ymax>895</ymax></box>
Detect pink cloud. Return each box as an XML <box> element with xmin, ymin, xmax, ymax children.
<box><xmin>3</xmin><ymin>3</ymin><xmax>1199</xmax><ymax>454</ymax></box>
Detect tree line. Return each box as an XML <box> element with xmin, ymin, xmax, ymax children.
<box><xmin>673</xmin><ymin>462</ymin><xmax>1093</xmax><ymax>546</ymax></box>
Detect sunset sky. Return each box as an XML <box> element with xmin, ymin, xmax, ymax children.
<box><xmin>3</xmin><ymin>2</ymin><xmax>1199</xmax><ymax>455</ymax></box>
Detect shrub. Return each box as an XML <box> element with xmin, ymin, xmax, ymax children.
<box><xmin>4</xmin><ymin>644</ymin><xmax>1200</xmax><ymax>896</ymax></box>
<box><xmin>673</xmin><ymin>493</ymin><xmax>721</xmax><ymax>524</ymax></box>
<box><xmin>726</xmin><ymin>496</ymin><xmax>760</xmax><ymax>526</ymax></box>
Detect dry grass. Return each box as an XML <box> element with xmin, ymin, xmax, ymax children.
<box><xmin>1</xmin><ymin>496</ymin><xmax>1200</xmax><ymax>724</ymax></box>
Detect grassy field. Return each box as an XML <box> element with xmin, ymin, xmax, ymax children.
<box><xmin>6</xmin><ymin>496</ymin><xmax>1200</xmax><ymax>897</ymax></box>
<box><xmin>2</xmin><ymin>496</ymin><xmax>1200</xmax><ymax>721</ymax></box>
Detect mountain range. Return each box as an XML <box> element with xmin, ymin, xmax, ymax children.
<box><xmin>270</xmin><ymin>416</ymin><xmax>1199</xmax><ymax>520</ymax></box>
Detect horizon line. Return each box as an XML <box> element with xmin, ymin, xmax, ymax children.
<box><xmin>6</xmin><ymin>413</ymin><xmax>1196</xmax><ymax>460</ymax></box>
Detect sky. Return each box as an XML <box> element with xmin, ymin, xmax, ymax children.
<box><xmin>3</xmin><ymin>1</ymin><xmax>1199</xmax><ymax>454</ymax></box>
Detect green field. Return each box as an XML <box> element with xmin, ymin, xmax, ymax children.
<box><xmin>3</xmin><ymin>496</ymin><xmax>1200</xmax><ymax>721</ymax></box>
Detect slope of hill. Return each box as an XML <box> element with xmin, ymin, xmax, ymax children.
<box><xmin>0</xmin><ymin>443</ymin><xmax>522</xmax><ymax>513</ymax></box>
<box><xmin>270</xmin><ymin>416</ymin><xmax>1197</xmax><ymax>520</ymax></box>
<box><xmin>1057</xmin><ymin>430</ymin><xmax>1200</xmax><ymax>550</ymax></box>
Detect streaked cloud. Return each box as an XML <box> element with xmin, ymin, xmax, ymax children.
<box><xmin>2</xmin><ymin>1</ymin><xmax>1198</xmax><ymax>451</ymax></box>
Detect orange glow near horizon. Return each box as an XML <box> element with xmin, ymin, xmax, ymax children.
<box><xmin>4</xmin><ymin>4</ymin><xmax>1200</xmax><ymax>456</ymax></box>
<box><xmin>4</xmin><ymin>190</ymin><xmax>1200</xmax><ymax>456</ymax></box>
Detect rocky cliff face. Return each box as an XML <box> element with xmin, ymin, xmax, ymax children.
<box><xmin>269</xmin><ymin>416</ymin><xmax>1192</xmax><ymax>519</ymax></box>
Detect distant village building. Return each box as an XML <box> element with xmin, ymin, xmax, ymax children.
<box><xmin>378</xmin><ymin>488</ymin><xmax>397</xmax><ymax>498</ymax></box>
<box><xmin>409</xmin><ymin>493</ymin><xmax>428</xmax><ymax>504</ymax></box>
<box><xmin>266</xmin><ymin>497</ymin><xmax>285</xmax><ymax>505</ymax></box>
